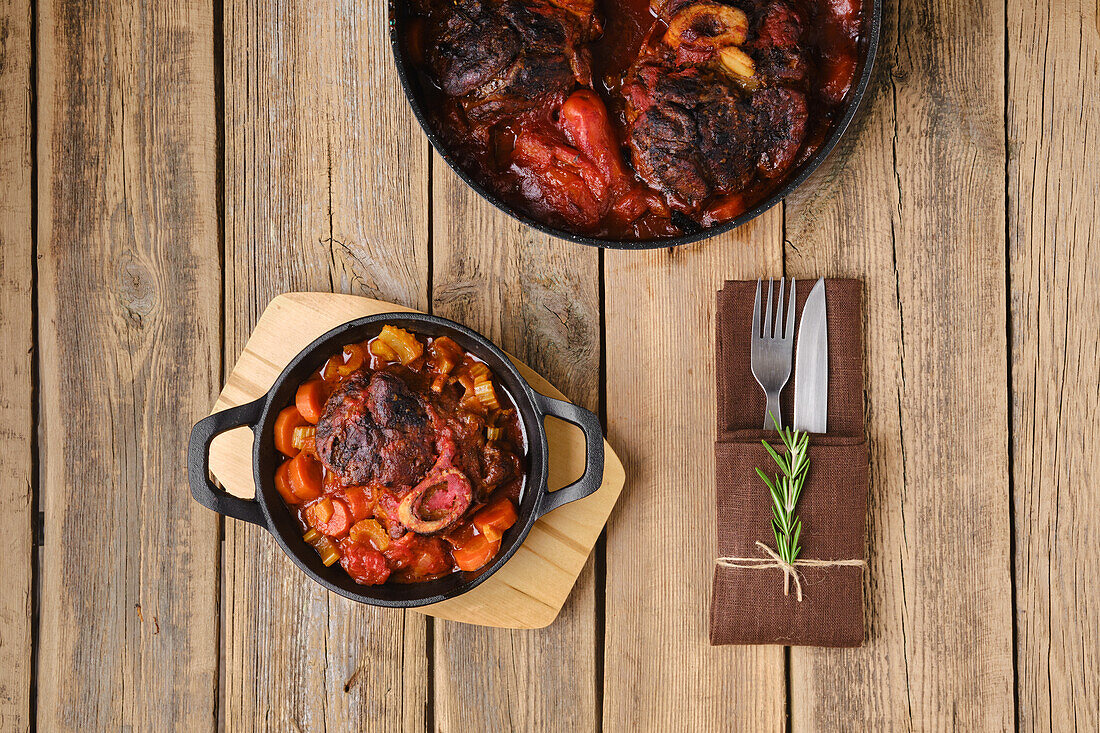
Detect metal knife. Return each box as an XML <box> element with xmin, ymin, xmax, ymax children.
<box><xmin>793</xmin><ymin>277</ymin><xmax>828</xmax><ymax>433</ymax></box>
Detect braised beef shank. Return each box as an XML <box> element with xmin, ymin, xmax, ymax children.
<box><xmin>624</xmin><ymin>63</ymin><xmax>807</xmax><ymax>211</ymax></box>
<box><xmin>622</xmin><ymin>0</ymin><xmax>810</xmax><ymax>213</ymax></box>
<box><xmin>423</xmin><ymin>0</ymin><xmax>598</xmax><ymax>122</ymax></box>
<box><xmin>316</xmin><ymin>371</ymin><xmax>438</xmax><ymax>488</ymax></box>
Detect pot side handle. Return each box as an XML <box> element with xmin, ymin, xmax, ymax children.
<box><xmin>531</xmin><ymin>393</ymin><xmax>605</xmax><ymax>518</ymax></box>
<box><xmin>187</xmin><ymin>397</ymin><xmax>268</xmax><ymax>528</ymax></box>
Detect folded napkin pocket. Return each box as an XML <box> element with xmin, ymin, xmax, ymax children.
<box><xmin>710</xmin><ymin>278</ymin><xmax>869</xmax><ymax>647</ymax></box>
<box><xmin>711</xmin><ymin>432</ymin><xmax>868</xmax><ymax>647</ymax></box>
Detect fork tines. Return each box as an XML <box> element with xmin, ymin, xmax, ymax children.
<box><xmin>750</xmin><ymin>278</ymin><xmax>796</xmax><ymax>429</ymax></box>
<box><xmin>753</xmin><ymin>277</ymin><xmax>796</xmax><ymax>340</ymax></box>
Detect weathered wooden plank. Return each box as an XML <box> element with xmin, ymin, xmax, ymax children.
<box><xmin>782</xmin><ymin>90</ymin><xmax>914</xmax><ymax>730</ymax></box>
<box><xmin>430</xmin><ymin>159</ymin><xmax>601</xmax><ymax>729</ymax></box>
<box><xmin>1007</xmin><ymin>2</ymin><xmax>1100</xmax><ymax>729</ymax></box>
<box><xmin>36</xmin><ymin>0</ymin><xmax>221</xmax><ymax>728</ymax></box>
<box><xmin>0</xmin><ymin>0</ymin><xmax>33</xmax><ymax>728</ymax></box>
<box><xmin>220</xmin><ymin>0</ymin><xmax>430</xmax><ymax>729</ymax></box>
<box><xmin>329</xmin><ymin>0</ymin><xmax>429</xmax><ymax>309</ymax></box>
<box><xmin>603</xmin><ymin>217</ymin><xmax>786</xmax><ymax>730</ymax></box>
<box><xmin>784</xmin><ymin>0</ymin><xmax>1015</xmax><ymax>728</ymax></box>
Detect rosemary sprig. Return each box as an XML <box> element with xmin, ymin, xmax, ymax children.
<box><xmin>755</xmin><ymin>415</ymin><xmax>810</xmax><ymax>566</ymax></box>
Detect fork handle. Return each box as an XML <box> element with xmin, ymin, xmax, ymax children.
<box><xmin>763</xmin><ymin>392</ymin><xmax>782</xmax><ymax>430</ymax></box>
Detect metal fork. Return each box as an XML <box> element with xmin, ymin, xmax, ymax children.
<box><xmin>750</xmin><ymin>278</ymin><xmax>796</xmax><ymax>429</ymax></box>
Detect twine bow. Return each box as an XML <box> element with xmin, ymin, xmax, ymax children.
<box><xmin>716</xmin><ymin>541</ymin><xmax>866</xmax><ymax>602</ymax></box>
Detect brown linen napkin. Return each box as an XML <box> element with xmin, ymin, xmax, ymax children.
<box><xmin>710</xmin><ymin>279</ymin><xmax>868</xmax><ymax>647</ymax></box>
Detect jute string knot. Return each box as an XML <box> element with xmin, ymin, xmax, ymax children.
<box><xmin>715</xmin><ymin>541</ymin><xmax>866</xmax><ymax>602</ymax></box>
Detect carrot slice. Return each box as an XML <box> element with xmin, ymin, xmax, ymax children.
<box><xmin>295</xmin><ymin>380</ymin><xmax>329</xmax><ymax>424</ymax></box>
<box><xmin>274</xmin><ymin>460</ymin><xmax>298</xmax><ymax>505</ymax></box>
<box><xmin>473</xmin><ymin>498</ymin><xmax>519</xmax><ymax>543</ymax></box>
<box><xmin>324</xmin><ymin>499</ymin><xmax>353</xmax><ymax>537</ymax></box>
<box><xmin>342</xmin><ymin>486</ymin><xmax>372</xmax><ymax>522</ymax></box>
<box><xmin>274</xmin><ymin>406</ymin><xmax>308</xmax><ymax>457</ymax></box>
<box><xmin>286</xmin><ymin>452</ymin><xmax>323</xmax><ymax>502</ymax></box>
<box><xmin>308</xmin><ymin>497</ymin><xmax>334</xmax><ymax>526</ymax></box>
<box><xmin>450</xmin><ymin>530</ymin><xmax>501</xmax><ymax>572</ymax></box>
<box><xmin>307</xmin><ymin>497</ymin><xmax>352</xmax><ymax>538</ymax></box>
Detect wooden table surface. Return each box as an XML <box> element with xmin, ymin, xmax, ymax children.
<box><xmin>1</xmin><ymin>0</ymin><xmax>1097</xmax><ymax>729</ymax></box>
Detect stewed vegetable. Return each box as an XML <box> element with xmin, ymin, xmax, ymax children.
<box><xmin>273</xmin><ymin>326</ymin><xmax>525</xmax><ymax>585</ymax></box>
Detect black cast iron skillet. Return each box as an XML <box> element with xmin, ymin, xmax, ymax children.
<box><xmin>389</xmin><ymin>0</ymin><xmax>882</xmax><ymax>249</ymax></box>
<box><xmin>188</xmin><ymin>313</ymin><xmax>604</xmax><ymax>607</ymax></box>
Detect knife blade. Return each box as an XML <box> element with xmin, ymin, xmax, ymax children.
<box><xmin>793</xmin><ymin>277</ymin><xmax>828</xmax><ymax>433</ymax></box>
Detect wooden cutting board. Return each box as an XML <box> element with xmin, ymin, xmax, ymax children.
<box><xmin>207</xmin><ymin>292</ymin><xmax>626</xmax><ymax>629</ymax></box>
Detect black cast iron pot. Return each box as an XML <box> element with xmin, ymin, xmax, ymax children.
<box><xmin>388</xmin><ymin>0</ymin><xmax>882</xmax><ymax>249</ymax></box>
<box><xmin>188</xmin><ymin>312</ymin><xmax>604</xmax><ymax>607</ymax></box>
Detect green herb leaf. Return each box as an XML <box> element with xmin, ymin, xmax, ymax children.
<box><xmin>758</xmin><ymin>426</ymin><xmax>810</xmax><ymax>569</ymax></box>
<box><xmin>762</xmin><ymin>441</ymin><xmax>784</xmax><ymax>468</ymax></box>
<box><xmin>790</xmin><ymin>518</ymin><xmax>802</xmax><ymax>562</ymax></box>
